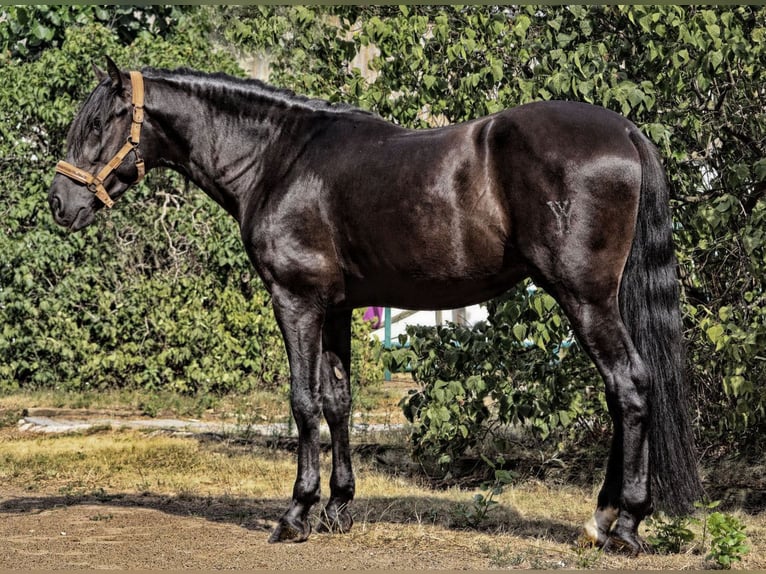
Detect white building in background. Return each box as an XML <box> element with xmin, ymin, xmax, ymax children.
<box><xmin>371</xmin><ymin>305</ymin><xmax>489</xmax><ymax>342</ymax></box>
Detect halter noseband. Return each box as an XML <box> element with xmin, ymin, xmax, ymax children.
<box><xmin>55</xmin><ymin>70</ymin><xmax>146</xmax><ymax>209</ymax></box>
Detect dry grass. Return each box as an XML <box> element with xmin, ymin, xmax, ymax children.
<box><xmin>0</xmin><ymin>428</ymin><xmax>293</xmax><ymax>498</ymax></box>
<box><xmin>1</xmin><ymin>426</ymin><xmax>764</xmax><ymax>569</ymax></box>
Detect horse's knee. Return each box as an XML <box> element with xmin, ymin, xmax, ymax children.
<box><xmin>330</xmin><ymin>476</ymin><xmax>355</xmax><ymax>501</ymax></box>
<box><xmin>620</xmin><ymin>392</ymin><xmax>648</xmax><ymax>427</ymax></box>
<box><xmin>290</xmin><ymin>383</ymin><xmax>322</xmax><ymax>432</ymax></box>
<box><xmin>297</xmin><ymin>475</ymin><xmax>322</xmax><ymax>500</ymax></box>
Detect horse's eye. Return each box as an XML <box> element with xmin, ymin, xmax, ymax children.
<box><xmin>91</xmin><ymin>118</ymin><xmax>102</xmax><ymax>134</ymax></box>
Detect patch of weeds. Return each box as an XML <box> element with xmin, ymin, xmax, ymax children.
<box><xmin>89</xmin><ymin>487</ymin><xmax>111</xmax><ymax>502</ymax></box>
<box><xmin>453</xmin><ymin>456</ymin><xmax>518</xmax><ymax>528</ymax></box>
<box><xmin>0</xmin><ymin>408</ymin><xmax>24</xmax><ymax>428</ymax></box>
<box><xmin>487</xmin><ymin>547</ymin><xmax>568</xmax><ymax>570</ymax></box>
<box><xmin>530</xmin><ymin>556</ymin><xmax>568</xmax><ymax>569</ymax></box>
<box><xmin>646</xmin><ymin>513</ymin><xmax>695</xmax><ymax>554</ymax></box>
<box><xmin>574</xmin><ymin>545</ymin><xmax>603</xmax><ymax>569</ymax></box>
<box><xmin>139</xmin><ymin>395</ymin><xmax>162</xmax><ymax>418</ymax></box>
<box><xmin>484</xmin><ymin>544</ymin><xmax>526</xmax><ymax>568</ymax></box>
<box><xmin>58</xmin><ymin>483</ymin><xmax>87</xmax><ymax>498</ymax></box>
<box><xmin>187</xmin><ymin>393</ymin><xmax>216</xmax><ymax>418</ymax></box>
<box><xmin>135</xmin><ymin>467</ymin><xmax>152</xmax><ymax>493</ymax></box>
<box><xmin>695</xmin><ymin>499</ymin><xmax>749</xmax><ymax>568</ymax></box>
<box><xmin>707</xmin><ymin>511</ymin><xmax>749</xmax><ymax>569</ymax></box>
<box><xmin>89</xmin><ymin>513</ymin><xmax>114</xmax><ymax>522</ymax></box>
<box><xmin>486</xmin><ymin>545</ymin><xmax>568</xmax><ymax>569</ymax></box>
<box><xmin>230</xmin><ymin>401</ymin><xmax>266</xmax><ymax>440</ymax></box>
<box><xmin>645</xmin><ymin>499</ymin><xmax>750</xmax><ymax>569</ymax></box>
<box><xmin>68</xmin><ymin>393</ymin><xmax>94</xmax><ymax>409</ymax></box>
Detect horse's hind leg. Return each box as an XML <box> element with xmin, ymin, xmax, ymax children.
<box><xmin>553</xmin><ymin>292</ymin><xmax>651</xmax><ymax>554</ymax></box>
<box><xmin>316</xmin><ymin>308</ymin><xmax>355</xmax><ymax>534</ymax></box>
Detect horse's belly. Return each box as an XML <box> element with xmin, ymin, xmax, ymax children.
<box><xmin>335</xmin><ymin>208</ymin><xmax>525</xmax><ymax>309</ymax></box>
<box><xmin>342</xmin><ymin>257</ymin><xmax>528</xmax><ymax>310</ymax></box>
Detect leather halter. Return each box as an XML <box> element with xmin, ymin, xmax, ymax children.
<box><xmin>55</xmin><ymin>71</ymin><xmax>145</xmax><ymax>209</ymax></box>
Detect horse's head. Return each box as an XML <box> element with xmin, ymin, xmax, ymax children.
<box><xmin>49</xmin><ymin>57</ymin><xmax>146</xmax><ymax>231</ymax></box>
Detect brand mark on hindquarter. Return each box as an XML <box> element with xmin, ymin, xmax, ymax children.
<box><xmin>547</xmin><ymin>200</ymin><xmax>573</xmax><ymax>234</ymax></box>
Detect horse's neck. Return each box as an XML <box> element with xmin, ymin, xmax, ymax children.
<box><xmin>146</xmin><ymin>74</ymin><xmax>310</xmax><ymax>222</ymax></box>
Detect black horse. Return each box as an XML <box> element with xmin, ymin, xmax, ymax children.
<box><xmin>48</xmin><ymin>59</ymin><xmax>703</xmax><ymax>552</ymax></box>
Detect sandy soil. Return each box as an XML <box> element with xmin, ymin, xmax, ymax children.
<box><xmin>1</xmin><ymin>398</ymin><xmax>765</xmax><ymax>570</ymax></box>
<box><xmin>0</xmin><ymin>488</ymin><xmax>502</xmax><ymax>569</ymax></box>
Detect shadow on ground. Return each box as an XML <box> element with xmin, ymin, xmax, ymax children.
<box><xmin>193</xmin><ymin>430</ymin><xmax>766</xmax><ymax>515</ymax></box>
<box><xmin>0</xmin><ymin>489</ymin><xmax>580</xmax><ymax>546</ymax></box>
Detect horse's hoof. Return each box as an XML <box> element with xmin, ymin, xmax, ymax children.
<box><xmin>583</xmin><ymin>515</ymin><xmax>609</xmax><ymax>547</ymax></box>
<box><xmin>607</xmin><ymin>528</ymin><xmax>648</xmax><ymax>556</ymax></box>
<box><xmin>582</xmin><ymin>515</ymin><xmax>647</xmax><ymax>555</ymax></box>
<box><xmin>316</xmin><ymin>504</ymin><xmax>354</xmax><ymax>534</ymax></box>
<box><xmin>268</xmin><ymin>516</ymin><xmax>311</xmax><ymax>543</ymax></box>
<box><xmin>583</xmin><ymin>507</ymin><xmax>619</xmax><ymax>548</ymax></box>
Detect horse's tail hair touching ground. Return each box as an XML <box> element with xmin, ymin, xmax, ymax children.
<box><xmin>620</xmin><ymin>130</ymin><xmax>704</xmax><ymax>515</ymax></box>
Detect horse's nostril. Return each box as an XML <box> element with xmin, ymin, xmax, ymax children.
<box><xmin>49</xmin><ymin>193</ymin><xmax>65</xmax><ymax>219</ymax></box>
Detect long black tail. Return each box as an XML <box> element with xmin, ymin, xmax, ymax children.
<box><xmin>620</xmin><ymin>129</ymin><xmax>704</xmax><ymax>515</ymax></box>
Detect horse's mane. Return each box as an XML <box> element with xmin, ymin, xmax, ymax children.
<box><xmin>67</xmin><ymin>66</ymin><xmax>375</xmax><ymax>155</ymax></box>
<box><xmin>143</xmin><ymin>66</ymin><xmax>374</xmax><ymax>118</ymax></box>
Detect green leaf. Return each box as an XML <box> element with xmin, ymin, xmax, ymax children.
<box><xmin>706</xmin><ymin>324</ymin><xmax>725</xmax><ymax>347</ymax></box>
<box><xmin>32</xmin><ymin>22</ymin><xmax>54</xmax><ymax>42</ymax></box>
<box><xmin>513</xmin><ymin>14</ymin><xmax>530</xmax><ymax>38</ymax></box>
<box><xmin>709</xmin><ymin>50</ymin><xmax>723</xmax><ymax>70</ymax></box>
<box><xmin>490</xmin><ymin>59</ymin><xmax>503</xmax><ymax>83</ymax></box>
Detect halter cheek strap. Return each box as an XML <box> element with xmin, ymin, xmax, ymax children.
<box><xmin>55</xmin><ymin>70</ymin><xmax>145</xmax><ymax>209</ymax></box>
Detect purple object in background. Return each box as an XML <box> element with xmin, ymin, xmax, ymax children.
<box><xmin>363</xmin><ymin>306</ymin><xmax>384</xmax><ymax>329</ymax></box>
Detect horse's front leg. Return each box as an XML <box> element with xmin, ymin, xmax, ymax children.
<box><xmin>316</xmin><ymin>308</ymin><xmax>355</xmax><ymax>534</ymax></box>
<box><xmin>268</xmin><ymin>289</ymin><xmax>324</xmax><ymax>543</ymax></box>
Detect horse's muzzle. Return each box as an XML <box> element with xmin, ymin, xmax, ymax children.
<box><xmin>48</xmin><ymin>180</ymin><xmax>96</xmax><ymax>231</ymax></box>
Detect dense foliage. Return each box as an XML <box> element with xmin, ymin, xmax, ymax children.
<box><xmin>0</xmin><ymin>5</ymin><xmax>192</xmax><ymax>61</ymax></box>
<box><xmin>2</xmin><ymin>7</ymin><xmax>764</xmax><ymax>464</ymax></box>
<box><xmin>0</xmin><ymin>6</ymin><xmax>382</xmax><ymax>398</ymax></box>
<box><xmin>389</xmin><ymin>288</ymin><xmax>603</xmax><ymax>466</ymax></box>
<box><xmin>214</xmin><ymin>5</ymin><xmax>765</xmax><ymax>458</ymax></box>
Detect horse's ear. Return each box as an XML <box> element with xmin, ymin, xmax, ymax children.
<box><xmin>105</xmin><ymin>56</ymin><xmax>123</xmax><ymax>92</ymax></box>
<box><xmin>92</xmin><ymin>62</ymin><xmax>107</xmax><ymax>83</ymax></box>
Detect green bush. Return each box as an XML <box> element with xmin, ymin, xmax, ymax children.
<box><xmin>707</xmin><ymin>512</ymin><xmax>749</xmax><ymax>569</ymax></box>
<box><xmin>389</xmin><ymin>285</ymin><xmax>605</xmax><ymax>470</ymax></box>
<box><xmin>645</xmin><ymin>501</ymin><xmax>749</xmax><ymax>566</ymax></box>
<box><xmin>646</xmin><ymin>514</ymin><xmax>696</xmax><ymax>554</ymax></box>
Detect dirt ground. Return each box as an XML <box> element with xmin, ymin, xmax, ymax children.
<box><xmin>1</xmin><ymin>391</ymin><xmax>765</xmax><ymax>570</ymax></box>
<box><xmin>0</xmin><ymin>487</ymin><xmax>498</xmax><ymax>569</ymax></box>
<box><xmin>0</xmin><ymin>384</ymin><xmax>507</xmax><ymax>569</ymax></box>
